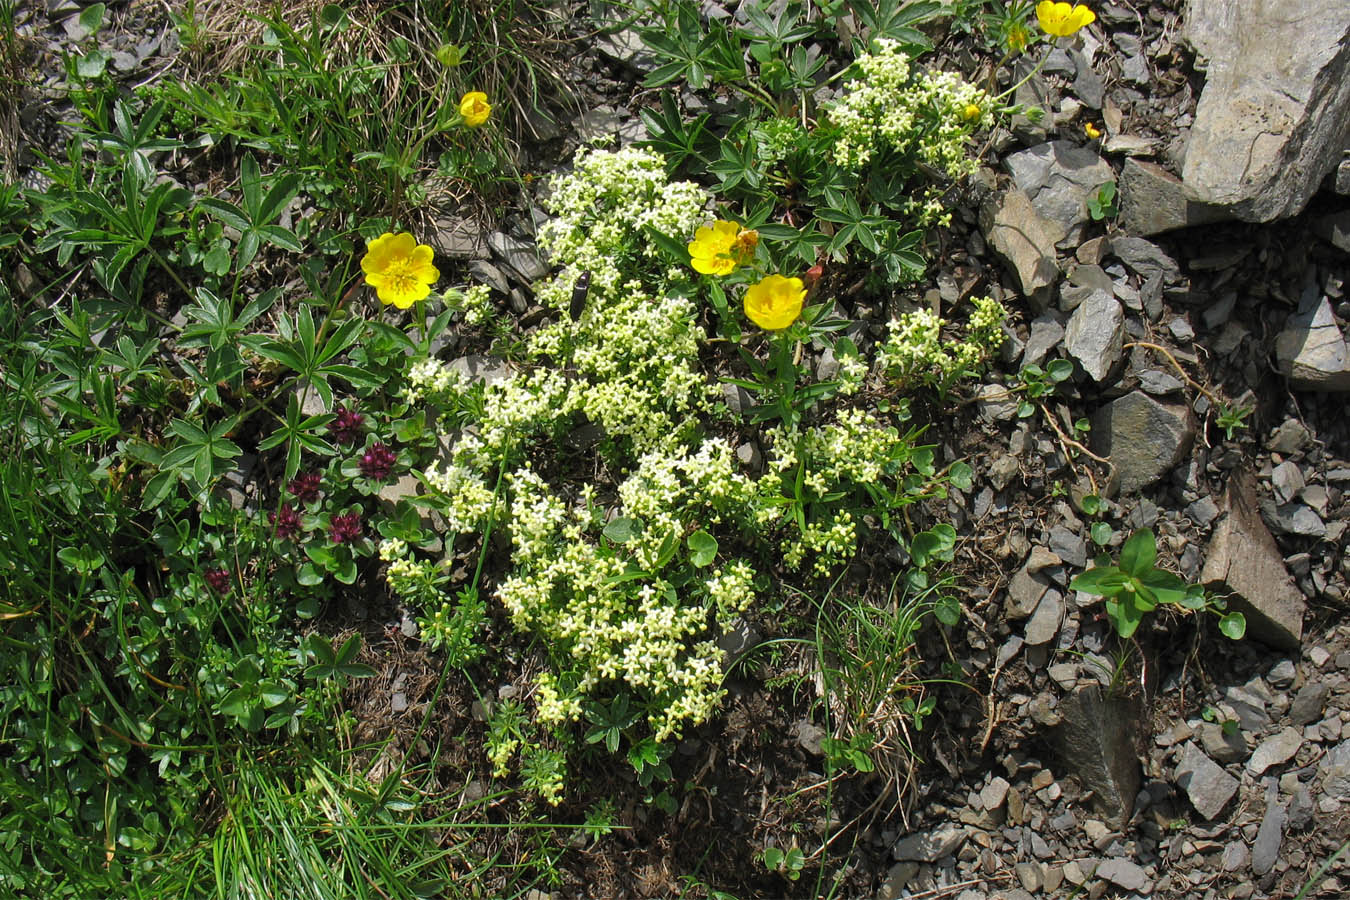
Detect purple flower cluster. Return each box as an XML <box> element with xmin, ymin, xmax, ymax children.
<box><xmin>204</xmin><ymin>567</ymin><xmax>231</xmax><ymax>593</ymax></box>
<box><xmin>288</xmin><ymin>470</ymin><xmax>322</xmax><ymax>503</ymax></box>
<box><xmin>329</xmin><ymin>405</ymin><xmax>365</xmax><ymax>445</ymax></box>
<box><xmin>328</xmin><ymin>512</ymin><xmax>363</xmax><ymax>544</ymax></box>
<box><xmin>359</xmin><ymin>442</ymin><xmax>397</xmax><ymax>482</ymax></box>
<box><xmin>270</xmin><ymin>503</ymin><xmax>302</xmax><ymax>540</ymax></box>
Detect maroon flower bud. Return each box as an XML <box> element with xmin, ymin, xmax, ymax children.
<box><xmin>359</xmin><ymin>442</ymin><xmax>397</xmax><ymax>482</ymax></box>
<box><xmin>329</xmin><ymin>405</ymin><xmax>365</xmax><ymax>446</ymax></box>
<box><xmin>329</xmin><ymin>512</ymin><xmax>363</xmax><ymax>544</ymax></box>
<box><xmin>204</xmin><ymin>567</ymin><xmax>231</xmax><ymax>593</ymax></box>
<box><xmin>270</xmin><ymin>503</ymin><xmax>302</xmax><ymax>540</ymax></box>
<box><xmin>287</xmin><ymin>471</ymin><xmax>322</xmax><ymax>503</ymax></box>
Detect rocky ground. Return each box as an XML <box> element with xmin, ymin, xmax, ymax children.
<box><xmin>9</xmin><ymin>0</ymin><xmax>1350</xmax><ymax>897</ymax></box>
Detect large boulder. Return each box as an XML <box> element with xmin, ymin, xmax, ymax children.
<box><xmin>1183</xmin><ymin>0</ymin><xmax>1350</xmax><ymax>221</ymax></box>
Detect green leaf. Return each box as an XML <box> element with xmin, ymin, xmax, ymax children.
<box><xmin>1089</xmin><ymin>521</ymin><xmax>1113</xmax><ymax>546</ymax></box>
<box><xmin>1046</xmin><ymin>358</ymin><xmax>1074</xmax><ymax>382</ymax></box>
<box><xmin>1118</xmin><ymin>529</ymin><xmax>1157</xmax><ymax>577</ymax></box>
<box><xmin>76</xmin><ymin>50</ymin><xmax>109</xmax><ymax>78</ymax></box>
<box><xmin>603</xmin><ymin>517</ymin><xmax>642</xmax><ymax>544</ymax></box>
<box><xmin>934</xmin><ymin>595</ymin><xmax>960</xmax><ymax>626</ymax></box>
<box><xmin>1079</xmin><ymin>494</ymin><xmax>1102</xmax><ymax>516</ymax></box>
<box><xmin>1069</xmin><ymin>565</ymin><xmax>1127</xmax><ymax>597</ymax></box>
<box><xmin>947</xmin><ymin>461</ymin><xmax>973</xmax><ymax>491</ymax></box>
<box><xmin>1218</xmin><ymin>611</ymin><xmax>1246</xmax><ymax>640</ymax></box>
<box><xmin>687</xmin><ymin>530</ymin><xmax>718</xmax><ymax>567</ymax></box>
<box><xmin>79</xmin><ymin>3</ymin><xmax>107</xmax><ymax>33</ymax></box>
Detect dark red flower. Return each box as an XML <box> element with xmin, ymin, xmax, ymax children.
<box><xmin>288</xmin><ymin>471</ymin><xmax>322</xmax><ymax>503</ymax></box>
<box><xmin>359</xmin><ymin>442</ymin><xmax>397</xmax><ymax>482</ymax></box>
<box><xmin>329</xmin><ymin>512</ymin><xmax>363</xmax><ymax>544</ymax></box>
<box><xmin>204</xmin><ymin>567</ymin><xmax>231</xmax><ymax>593</ymax></box>
<box><xmin>329</xmin><ymin>405</ymin><xmax>365</xmax><ymax>445</ymax></box>
<box><xmin>270</xmin><ymin>503</ymin><xmax>302</xmax><ymax>540</ymax></box>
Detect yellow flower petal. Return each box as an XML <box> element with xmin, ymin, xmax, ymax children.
<box><xmin>359</xmin><ymin>231</ymin><xmax>439</xmax><ymax>307</ymax></box>
<box><xmin>1036</xmin><ymin>1</ymin><xmax>1094</xmax><ymax>37</ymax></box>
<box><xmin>459</xmin><ymin>92</ymin><xmax>491</xmax><ymax>127</ymax></box>
<box><xmin>744</xmin><ymin>274</ymin><xmax>805</xmax><ymax>331</ymax></box>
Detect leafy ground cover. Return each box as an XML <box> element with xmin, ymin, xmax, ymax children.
<box><xmin>3</xmin><ymin>0</ymin><xmax>1346</xmax><ymax>897</ymax></box>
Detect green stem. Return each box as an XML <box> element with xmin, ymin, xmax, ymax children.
<box><xmin>993</xmin><ymin>38</ymin><xmax>1057</xmax><ymax>103</ymax></box>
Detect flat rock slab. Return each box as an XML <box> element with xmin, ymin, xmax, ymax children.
<box><xmin>1274</xmin><ymin>279</ymin><xmax>1350</xmax><ymax>391</ymax></box>
<box><xmin>1118</xmin><ymin>158</ymin><xmax>1228</xmax><ymax>236</ymax></box>
<box><xmin>892</xmin><ymin>823</ymin><xmax>966</xmax><ymax>862</ymax></box>
<box><xmin>1200</xmin><ymin>470</ymin><xmax>1305</xmax><ymax>650</ymax></box>
<box><xmin>1064</xmin><ymin>290</ymin><xmax>1124</xmax><ymax>382</ymax></box>
<box><xmin>1005</xmin><ymin>141</ymin><xmax>1115</xmax><ymax>246</ymax></box>
<box><xmin>1248</xmin><ymin>726</ymin><xmax>1303</xmax><ymax>775</ymax></box>
<box><xmin>1183</xmin><ymin>0</ymin><xmax>1350</xmax><ymax>221</ymax></box>
<box><xmin>1056</xmin><ymin>686</ymin><xmax>1140</xmax><ymax>828</ymax></box>
<box><xmin>981</xmin><ymin>188</ymin><xmax>1064</xmax><ymax>301</ymax></box>
<box><xmin>1091</xmin><ymin>392</ymin><xmax>1196</xmax><ymax>494</ymax></box>
<box><xmin>1096</xmin><ymin>857</ymin><xmax>1151</xmax><ymax>893</ymax></box>
<box><xmin>1176</xmin><ymin>741</ymin><xmax>1239</xmax><ymax>820</ymax></box>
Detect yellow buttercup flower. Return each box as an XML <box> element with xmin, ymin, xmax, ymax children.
<box><xmin>459</xmin><ymin>91</ymin><xmax>491</xmax><ymax>127</ymax></box>
<box><xmin>688</xmin><ymin>220</ymin><xmax>743</xmax><ymax>276</ymax></box>
<box><xmin>962</xmin><ymin>103</ymin><xmax>982</xmax><ymax>122</ymax></box>
<box><xmin>1007</xmin><ymin>22</ymin><xmax>1030</xmax><ymax>52</ymax></box>
<box><xmin>361</xmin><ymin>232</ymin><xmax>439</xmax><ymax>309</ymax></box>
<box><xmin>744</xmin><ymin>274</ymin><xmax>806</xmax><ymax>331</ymax></box>
<box><xmin>1084</xmin><ymin>121</ymin><xmax>1102</xmax><ymax>139</ymax></box>
<box><xmin>1036</xmin><ymin>1</ymin><xmax>1095</xmax><ymax>37</ymax></box>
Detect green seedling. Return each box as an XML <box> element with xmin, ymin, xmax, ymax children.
<box><xmin>1087</xmin><ymin>181</ymin><xmax>1117</xmax><ymax>220</ymax></box>
<box><xmin>1070</xmin><ymin>528</ymin><xmax>1245</xmax><ymax>640</ymax></box>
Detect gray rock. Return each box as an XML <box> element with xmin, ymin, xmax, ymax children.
<box><xmin>1183</xmin><ymin>0</ymin><xmax>1350</xmax><ymax>221</ymax></box>
<box><xmin>795</xmin><ymin>720</ymin><xmax>825</xmax><ymax>755</ymax></box>
<box><xmin>1197</xmin><ymin>720</ymin><xmax>1248</xmax><ymax>765</ymax></box>
<box><xmin>577</xmin><ymin>105</ymin><xmax>622</xmax><ymax>143</ymax></box>
<box><xmin>1317</xmin><ymin>210</ymin><xmax>1350</xmax><ymax>253</ymax></box>
<box><xmin>1097</xmin><ymin>857</ymin><xmax>1151</xmax><ymax>893</ymax></box>
<box><xmin>892</xmin><ymin>823</ymin><xmax>966</xmax><ymax>862</ymax></box>
<box><xmin>1091</xmin><ymin>392</ymin><xmax>1196</xmax><ymax>494</ymax></box>
<box><xmin>1025</xmin><ymin>589</ymin><xmax>1065</xmax><ymax>646</ymax></box>
<box><xmin>1064</xmin><ymin>290</ymin><xmax>1125</xmax><ymax>383</ymax></box>
<box><xmin>1267</xmin><ymin>659</ymin><xmax>1297</xmax><ymax>688</ymax></box>
<box><xmin>1057</xmin><ymin>686</ymin><xmax>1140</xmax><ymax>828</ymax></box>
<box><xmin>1274</xmin><ymin>281</ymin><xmax>1350</xmax><ymax>391</ymax></box>
<box><xmin>1288</xmin><ymin>786</ymin><xmax>1314</xmax><ymax>830</ymax></box>
<box><xmin>1118</xmin><ymin>158</ymin><xmax>1228</xmax><ymax>236</ymax></box>
<box><xmin>981</xmin><ymin>188</ymin><xmax>1064</xmax><ymax>301</ymax></box>
<box><xmin>448</xmin><ymin>355</ymin><xmax>512</xmax><ymax>386</ymax></box>
<box><xmin>1271</xmin><ymin>461</ymin><xmax>1306</xmax><ymax>505</ymax></box>
<box><xmin>1267</xmin><ymin>418</ymin><xmax>1312</xmax><ymax>455</ymax></box>
<box><xmin>1221</xmin><ymin>840</ymin><xmax>1249</xmax><ymax>871</ymax></box>
<box><xmin>1261</xmin><ymin>501</ymin><xmax>1328</xmax><ymax>539</ymax></box>
<box><xmin>487</xmin><ymin>232</ymin><xmax>548</xmax><ymax>285</ymax></box>
<box><xmin>1338</xmin><ymin>156</ymin><xmax>1350</xmax><ymax>195</ymax></box>
<box><xmin>1322</xmin><ymin>739</ymin><xmax>1350</xmax><ymax>801</ymax></box>
<box><xmin>1251</xmin><ymin>800</ymin><xmax>1285</xmax><ymax>876</ymax></box>
<box><xmin>468</xmin><ymin>259</ymin><xmax>510</xmax><ymax>295</ymax></box>
<box><xmin>1005</xmin><ymin>141</ymin><xmax>1115</xmax><ymax>246</ymax></box>
<box><xmin>433</xmin><ymin>215</ymin><xmax>488</xmax><ymax>258</ymax></box>
<box><xmin>1137</xmin><ymin>369</ymin><xmax>1185</xmax><ymax>395</ymax></box>
<box><xmin>1248</xmin><ymin>727</ymin><xmax>1303</xmax><ymax>775</ymax></box>
<box><xmin>1175</xmin><ymin>741</ymin><xmax>1239</xmax><ymax>819</ymax></box>
<box><xmin>1110</xmin><ymin>235</ymin><xmax>1181</xmax><ymax>283</ymax></box>
<box><xmin>1200</xmin><ymin>470</ymin><xmax>1306</xmax><ymax>650</ymax></box>
<box><xmin>1015</xmin><ymin>862</ymin><xmax>1043</xmax><ymax>893</ymax></box>
<box><xmin>1290</xmin><ymin>682</ymin><xmax>1330</xmax><ymax>726</ymax></box>
<box><xmin>1022</xmin><ymin>313</ymin><xmax>1065</xmax><ymax>367</ymax></box>
<box><xmin>1006</xmin><ymin>567</ymin><xmax>1051</xmax><ymax>619</ymax></box>
<box><xmin>595</xmin><ymin>27</ymin><xmax>660</xmax><ymax>74</ymax></box>
<box><xmin>1049</xmin><ymin>526</ymin><xmax>1088</xmax><ymax>569</ymax></box>
<box><xmin>975</xmin><ymin>383</ymin><xmax>1019</xmax><ymax>422</ymax></box>
<box><xmin>1187</xmin><ymin>496</ymin><xmax>1221</xmax><ymax>528</ymax></box>
<box><xmin>980</xmin><ymin>775</ymin><xmax>1011</xmax><ymax>811</ymax></box>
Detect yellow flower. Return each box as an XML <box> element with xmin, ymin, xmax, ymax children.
<box><xmin>1084</xmin><ymin>121</ymin><xmax>1102</xmax><ymax>139</ymax></box>
<box><xmin>1036</xmin><ymin>2</ymin><xmax>1095</xmax><ymax>37</ymax></box>
<box><xmin>361</xmin><ymin>232</ymin><xmax>439</xmax><ymax>309</ymax></box>
<box><xmin>688</xmin><ymin>220</ymin><xmax>743</xmax><ymax>276</ymax></box>
<box><xmin>743</xmin><ymin>274</ymin><xmax>805</xmax><ymax>331</ymax></box>
<box><xmin>1007</xmin><ymin>23</ymin><xmax>1030</xmax><ymax>52</ymax></box>
<box><xmin>459</xmin><ymin>91</ymin><xmax>491</xmax><ymax>127</ymax></box>
<box><xmin>962</xmin><ymin>103</ymin><xmax>982</xmax><ymax>122</ymax></box>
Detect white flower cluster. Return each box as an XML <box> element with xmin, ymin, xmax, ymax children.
<box><xmin>783</xmin><ymin>510</ymin><xmax>857</xmax><ymax>577</ymax></box>
<box><xmin>493</xmin><ymin>440</ymin><xmax>759</xmax><ymax>741</ymax></box>
<box><xmin>828</xmin><ymin>38</ymin><xmax>988</xmax><ymax>222</ymax></box>
<box><xmin>423</xmin><ymin>463</ymin><xmax>496</xmax><ymax>533</ymax></box>
<box><xmin>404</xmin><ymin>357</ymin><xmax>468</xmax><ymax>406</ymax></box>
<box><xmin>458</xmin><ymin>283</ymin><xmax>494</xmax><ymax>326</ymax></box>
<box><xmin>876</xmin><ymin>296</ymin><xmax>1008</xmax><ymax>388</ymax></box>
<box><xmin>537</xmin><ymin>147</ymin><xmax>707</xmax><ymax>305</ymax></box>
